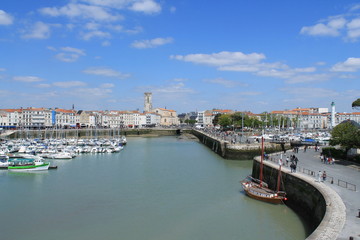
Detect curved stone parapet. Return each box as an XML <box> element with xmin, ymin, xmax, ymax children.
<box><xmin>253</xmin><ymin>157</ymin><xmax>346</xmax><ymax>240</ymax></box>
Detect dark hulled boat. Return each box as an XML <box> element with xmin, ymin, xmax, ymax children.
<box><xmin>241</xmin><ymin>137</ymin><xmax>287</xmax><ymax>204</ymax></box>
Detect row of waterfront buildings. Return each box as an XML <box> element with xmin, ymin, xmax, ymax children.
<box><xmin>193</xmin><ymin>104</ymin><xmax>360</xmax><ymax>130</ymax></box>
<box><xmin>0</xmin><ymin>106</ymin><xmax>359</xmax><ymax>130</ymax></box>
<box><xmin>0</xmin><ymin>107</ymin><xmax>179</xmax><ymax>129</ymax></box>
<box><xmin>0</xmin><ymin>93</ymin><xmax>359</xmax><ymax>130</ymax></box>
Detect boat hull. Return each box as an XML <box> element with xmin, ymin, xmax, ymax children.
<box><xmin>8</xmin><ymin>163</ymin><xmax>50</xmax><ymax>172</ymax></box>
<box><xmin>242</xmin><ymin>182</ymin><xmax>286</xmax><ymax>204</ymax></box>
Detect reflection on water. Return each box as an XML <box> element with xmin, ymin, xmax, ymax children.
<box><xmin>0</xmin><ymin>136</ymin><xmax>307</xmax><ymax>240</ymax></box>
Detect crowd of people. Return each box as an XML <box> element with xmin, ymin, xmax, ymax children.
<box><xmin>320</xmin><ymin>153</ymin><xmax>336</xmax><ymax>165</ymax></box>
<box><xmin>200</xmin><ymin>127</ymin><xmax>249</xmax><ymax>144</ymax></box>
<box><xmin>199</xmin><ymin>127</ymin><xmax>336</xmax><ymax>183</ymax></box>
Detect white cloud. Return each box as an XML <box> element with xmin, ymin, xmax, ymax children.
<box><xmin>78</xmin><ymin>0</ymin><xmax>128</xmax><ymax>8</ymax></box>
<box><xmin>13</xmin><ymin>76</ymin><xmax>44</xmax><ymax>82</ymax></box>
<box><xmin>350</xmin><ymin>4</ymin><xmax>360</xmax><ymax>11</ymax></box>
<box><xmin>347</xmin><ymin>28</ymin><xmax>360</xmax><ymax>39</ymax></box>
<box><xmin>171</xmin><ymin>51</ymin><xmax>265</xmax><ymax>67</ymax></box>
<box><xmin>331</xmin><ymin>57</ymin><xmax>360</xmax><ymax>72</ymax></box>
<box><xmin>124</xmin><ymin>26</ymin><xmax>143</xmax><ymax>34</ymax></box>
<box><xmin>0</xmin><ymin>10</ymin><xmax>13</xmax><ymax>25</ymax></box>
<box><xmin>294</xmin><ymin>67</ymin><xmax>317</xmax><ymax>73</ymax></box>
<box><xmin>36</xmin><ymin>83</ymin><xmax>52</xmax><ymax>88</ymax></box>
<box><xmin>129</xmin><ymin>0</ymin><xmax>161</xmax><ymax>14</ymax></box>
<box><xmin>102</xmin><ymin>40</ymin><xmax>111</xmax><ymax>46</ymax></box>
<box><xmin>100</xmin><ymin>83</ymin><xmax>115</xmax><ymax>88</ymax></box>
<box><xmin>203</xmin><ymin>78</ymin><xmax>246</xmax><ymax>88</ymax></box>
<box><xmin>22</xmin><ymin>21</ymin><xmax>51</xmax><ymax>39</ymax></box>
<box><xmin>299</xmin><ymin>5</ymin><xmax>360</xmax><ymax>41</ymax></box>
<box><xmin>39</xmin><ymin>3</ymin><xmax>123</xmax><ymax>22</ymax></box>
<box><xmin>82</xmin><ymin>30</ymin><xmax>111</xmax><ymax>40</ymax></box>
<box><xmin>55</xmin><ymin>52</ymin><xmax>82</xmax><ymax>62</ymax></box>
<box><xmin>347</xmin><ymin>18</ymin><xmax>360</xmax><ymax>29</ymax></box>
<box><xmin>170</xmin><ymin>6</ymin><xmax>176</xmax><ymax>13</ymax></box>
<box><xmin>172</xmin><ymin>51</ymin><xmax>330</xmax><ymax>85</ymax></box>
<box><xmin>346</xmin><ymin>18</ymin><xmax>360</xmax><ymax>40</ymax></box>
<box><xmin>237</xmin><ymin>91</ymin><xmax>261</xmax><ymax>96</ymax></box>
<box><xmin>61</xmin><ymin>47</ymin><xmax>86</xmax><ymax>56</ymax></box>
<box><xmin>131</xmin><ymin>37</ymin><xmax>173</xmax><ymax>48</ymax></box>
<box><xmin>85</xmin><ymin>22</ymin><xmax>100</xmax><ymax>30</ymax></box>
<box><xmin>53</xmin><ymin>81</ymin><xmax>87</xmax><ymax>88</ymax></box>
<box><xmin>153</xmin><ymin>83</ymin><xmax>194</xmax><ymax>94</ymax></box>
<box><xmin>328</xmin><ymin>17</ymin><xmax>347</xmax><ymax>29</ymax></box>
<box><xmin>49</xmin><ymin>46</ymin><xmax>86</xmax><ymax>62</ymax></box>
<box><xmin>77</xmin><ymin>0</ymin><xmax>162</xmax><ymax>14</ymax></box>
<box><xmin>73</xmin><ymin>87</ymin><xmax>112</xmax><ymax>97</ymax></box>
<box><xmin>300</xmin><ymin>22</ymin><xmax>341</xmax><ymax>37</ymax></box>
<box><xmin>286</xmin><ymin>73</ymin><xmax>331</xmax><ymax>84</ymax></box>
<box><xmin>83</xmin><ymin>67</ymin><xmax>131</xmax><ymax>79</ymax></box>
<box><xmin>281</xmin><ymin>87</ymin><xmax>339</xmax><ymax>98</ymax></box>
<box><xmin>316</xmin><ymin>61</ymin><xmax>327</xmax><ymax>66</ymax></box>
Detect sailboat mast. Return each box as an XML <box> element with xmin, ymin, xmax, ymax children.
<box><xmin>276</xmin><ymin>164</ymin><xmax>282</xmax><ymax>192</ymax></box>
<box><xmin>259</xmin><ymin>137</ymin><xmax>264</xmax><ymax>187</ymax></box>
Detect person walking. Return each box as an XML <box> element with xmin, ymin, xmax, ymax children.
<box><xmin>290</xmin><ymin>162</ymin><xmax>295</xmax><ymax>173</ymax></box>
<box><xmin>286</xmin><ymin>156</ymin><xmax>289</xmax><ymax>166</ymax></box>
<box><xmin>322</xmin><ymin>171</ymin><xmax>327</xmax><ymax>182</ymax></box>
<box><xmin>318</xmin><ymin>170</ymin><xmax>322</xmax><ymax>182</ymax></box>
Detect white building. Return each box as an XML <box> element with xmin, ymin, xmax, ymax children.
<box><xmin>54</xmin><ymin>109</ymin><xmax>77</xmax><ymax>128</ymax></box>
<box><xmin>145</xmin><ymin>112</ymin><xmax>161</xmax><ymax>127</ymax></box>
<box><xmin>21</xmin><ymin>107</ymin><xmax>53</xmax><ymax>128</ymax></box>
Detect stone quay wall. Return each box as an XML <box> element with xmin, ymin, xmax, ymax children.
<box><xmin>5</xmin><ymin>128</ymin><xmax>184</xmax><ymax>139</ymax></box>
<box><xmin>192</xmin><ymin>129</ymin><xmax>345</xmax><ymax>239</ymax></box>
<box><xmin>252</xmin><ymin>158</ymin><xmax>346</xmax><ymax>240</ymax></box>
<box><xmin>191</xmin><ymin>130</ymin><xmax>290</xmax><ymax>160</ymax></box>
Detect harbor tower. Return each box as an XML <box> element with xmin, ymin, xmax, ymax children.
<box><xmin>144</xmin><ymin>92</ymin><xmax>153</xmax><ymax>112</ymax></box>
<box><xmin>331</xmin><ymin>101</ymin><xmax>336</xmax><ymax>128</ymax></box>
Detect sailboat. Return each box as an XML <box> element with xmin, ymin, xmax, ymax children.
<box><xmin>241</xmin><ymin>137</ymin><xmax>287</xmax><ymax>204</ymax></box>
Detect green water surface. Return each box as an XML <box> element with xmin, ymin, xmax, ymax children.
<box><xmin>0</xmin><ymin>136</ymin><xmax>307</xmax><ymax>240</ymax></box>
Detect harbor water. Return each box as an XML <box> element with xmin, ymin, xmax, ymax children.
<box><xmin>0</xmin><ymin>136</ymin><xmax>308</xmax><ymax>240</ymax></box>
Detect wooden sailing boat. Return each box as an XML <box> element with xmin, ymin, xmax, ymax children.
<box><xmin>241</xmin><ymin>137</ymin><xmax>287</xmax><ymax>204</ymax></box>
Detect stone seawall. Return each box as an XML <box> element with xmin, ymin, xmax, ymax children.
<box><xmin>252</xmin><ymin>160</ymin><xmax>325</xmax><ymax>233</ymax></box>
<box><xmin>192</xmin><ymin>129</ymin><xmax>346</xmax><ymax>239</ymax></box>
<box><xmin>191</xmin><ymin>130</ymin><xmax>290</xmax><ymax>160</ymax></box>
<box><xmin>6</xmin><ymin>128</ymin><xmax>184</xmax><ymax>139</ymax></box>
<box><xmin>191</xmin><ymin>130</ymin><xmax>227</xmax><ymax>157</ymax></box>
<box><xmin>252</xmin><ymin>158</ymin><xmax>346</xmax><ymax>240</ymax></box>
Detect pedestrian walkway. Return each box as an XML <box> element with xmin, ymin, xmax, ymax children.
<box><xmin>267</xmin><ymin>146</ymin><xmax>360</xmax><ymax>240</ymax></box>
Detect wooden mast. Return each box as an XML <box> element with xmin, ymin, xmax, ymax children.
<box><xmin>259</xmin><ymin>137</ymin><xmax>264</xmax><ymax>187</ymax></box>
<box><xmin>276</xmin><ymin>164</ymin><xmax>282</xmax><ymax>192</ymax></box>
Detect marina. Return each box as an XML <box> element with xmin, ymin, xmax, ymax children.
<box><xmin>0</xmin><ymin>136</ymin><xmax>308</xmax><ymax>240</ymax></box>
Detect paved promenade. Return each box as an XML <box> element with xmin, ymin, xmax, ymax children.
<box><xmin>267</xmin><ymin>146</ymin><xmax>360</xmax><ymax>240</ymax></box>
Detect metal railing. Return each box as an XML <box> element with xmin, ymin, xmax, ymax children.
<box><xmin>266</xmin><ymin>153</ymin><xmax>357</xmax><ymax>191</ymax></box>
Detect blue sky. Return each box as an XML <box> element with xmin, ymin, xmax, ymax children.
<box><xmin>0</xmin><ymin>0</ymin><xmax>359</xmax><ymax>114</ymax></box>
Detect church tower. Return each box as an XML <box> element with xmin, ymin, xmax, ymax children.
<box><xmin>144</xmin><ymin>92</ymin><xmax>153</xmax><ymax>112</ymax></box>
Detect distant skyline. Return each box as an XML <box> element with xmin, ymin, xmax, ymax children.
<box><xmin>0</xmin><ymin>0</ymin><xmax>359</xmax><ymax>113</ymax></box>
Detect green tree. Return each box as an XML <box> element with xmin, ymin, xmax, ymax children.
<box><xmin>212</xmin><ymin>113</ymin><xmax>222</xmax><ymax>126</ymax></box>
<box><xmin>330</xmin><ymin>121</ymin><xmax>360</xmax><ymax>153</ymax></box>
<box><xmin>218</xmin><ymin>114</ymin><xmax>232</xmax><ymax>127</ymax></box>
<box><xmin>231</xmin><ymin>112</ymin><xmax>244</xmax><ymax>128</ymax></box>
<box><xmin>184</xmin><ymin>119</ymin><xmax>196</xmax><ymax>125</ymax></box>
<box><xmin>352</xmin><ymin>98</ymin><xmax>360</xmax><ymax>109</ymax></box>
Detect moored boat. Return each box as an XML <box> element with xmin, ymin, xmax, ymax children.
<box><xmin>241</xmin><ymin>137</ymin><xmax>287</xmax><ymax>204</ymax></box>
<box><xmin>8</xmin><ymin>157</ymin><xmax>50</xmax><ymax>172</ymax></box>
<box><xmin>0</xmin><ymin>151</ymin><xmax>9</xmax><ymax>167</ymax></box>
